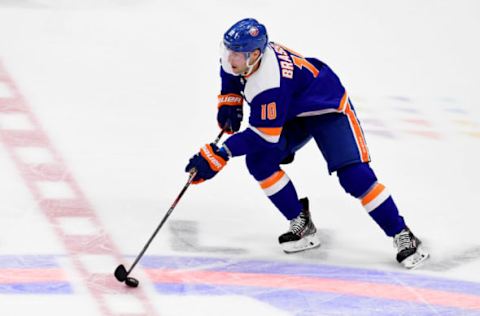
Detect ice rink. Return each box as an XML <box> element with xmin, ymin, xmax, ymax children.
<box><xmin>1</xmin><ymin>0</ymin><xmax>480</xmax><ymax>315</ymax></box>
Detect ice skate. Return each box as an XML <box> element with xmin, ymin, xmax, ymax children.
<box><xmin>279</xmin><ymin>198</ymin><xmax>321</xmax><ymax>253</ymax></box>
<box><xmin>394</xmin><ymin>228</ymin><xmax>429</xmax><ymax>269</ymax></box>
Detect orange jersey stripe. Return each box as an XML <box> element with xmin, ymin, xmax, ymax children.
<box><xmin>276</xmin><ymin>43</ymin><xmax>304</xmax><ymax>57</ymax></box>
<box><xmin>338</xmin><ymin>92</ymin><xmax>348</xmax><ymax>112</ymax></box>
<box><xmin>362</xmin><ymin>183</ymin><xmax>386</xmax><ymax>206</ymax></box>
<box><xmin>345</xmin><ymin>102</ymin><xmax>370</xmax><ymax>162</ymax></box>
<box><xmin>257</xmin><ymin>127</ymin><xmax>283</xmax><ymax>136</ymax></box>
<box><xmin>260</xmin><ymin>170</ymin><xmax>285</xmax><ymax>189</ymax></box>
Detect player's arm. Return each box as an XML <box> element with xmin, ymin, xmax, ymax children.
<box><xmin>222</xmin><ymin>88</ymin><xmax>288</xmax><ymax>157</ymax></box>
<box><xmin>184</xmin><ymin>83</ymin><xmax>287</xmax><ymax>184</ymax></box>
<box><xmin>217</xmin><ymin>67</ymin><xmax>244</xmax><ymax>133</ymax></box>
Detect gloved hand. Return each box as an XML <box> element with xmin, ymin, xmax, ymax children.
<box><xmin>217</xmin><ymin>94</ymin><xmax>243</xmax><ymax>134</ymax></box>
<box><xmin>185</xmin><ymin>143</ymin><xmax>229</xmax><ymax>184</ymax></box>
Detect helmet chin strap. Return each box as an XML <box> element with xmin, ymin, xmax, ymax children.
<box><xmin>242</xmin><ymin>52</ymin><xmax>263</xmax><ymax>77</ymax></box>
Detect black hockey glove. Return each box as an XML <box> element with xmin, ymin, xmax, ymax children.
<box><xmin>217</xmin><ymin>93</ymin><xmax>243</xmax><ymax>134</ymax></box>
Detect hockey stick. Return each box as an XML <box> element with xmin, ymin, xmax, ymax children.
<box><xmin>114</xmin><ymin>128</ymin><xmax>227</xmax><ymax>287</ymax></box>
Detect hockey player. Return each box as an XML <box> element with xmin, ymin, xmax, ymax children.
<box><xmin>185</xmin><ymin>18</ymin><xmax>429</xmax><ymax>269</ymax></box>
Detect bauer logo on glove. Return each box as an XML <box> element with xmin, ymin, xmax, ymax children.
<box><xmin>185</xmin><ymin>143</ymin><xmax>230</xmax><ymax>184</ymax></box>
<box><xmin>217</xmin><ymin>93</ymin><xmax>243</xmax><ymax>134</ymax></box>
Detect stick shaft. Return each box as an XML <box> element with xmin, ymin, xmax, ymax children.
<box><xmin>125</xmin><ymin>129</ymin><xmax>226</xmax><ymax>276</ymax></box>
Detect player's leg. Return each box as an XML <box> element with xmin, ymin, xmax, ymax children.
<box><xmin>305</xmin><ymin>102</ymin><xmax>428</xmax><ymax>268</ymax></box>
<box><xmin>245</xmin><ymin>118</ymin><xmax>320</xmax><ymax>253</ymax></box>
<box><xmin>337</xmin><ymin>163</ymin><xmax>429</xmax><ymax>268</ymax></box>
<box><xmin>336</xmin><ymin>163</ymin><xmax>406</xmax><ymax>236</ymax></box>
<box><xmin>246</xmin><ymin>118</ymin><xmax>310</xmax><ymax>220</ymax></box>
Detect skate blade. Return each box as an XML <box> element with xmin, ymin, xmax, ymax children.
<box><xmin>402</xmin><ymin>246</ymin><xmax>430</xmax><ymax>269</ymax></box>
<box><xmin>281</xmin><ymin>232</ymin><xmax>321</xmax><ymax>254</ymax></box>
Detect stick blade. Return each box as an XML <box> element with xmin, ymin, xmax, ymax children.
<box><xmin>114</xmin><ymin>264</ymin><xmax>128</xmax><ymax>282</ymax></box>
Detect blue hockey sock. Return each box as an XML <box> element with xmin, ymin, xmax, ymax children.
<box><xmin>259</xmin><ymin>170</ymin><xmax>302</xmax><ymax>220</ymax></box>
<box><xmin>368</xmin><ymin>197</ymin><xmax>406</xmax><ymax>237</ymax></box>
<box><xmin>359</xmin><ymin>183</ymin><xmax>406</xmax><ymax>236</ymax></box>
<box><xmin>337</xmin><ymin>163</ymin><xmax>406</xmax><ymax>237</ymax></box>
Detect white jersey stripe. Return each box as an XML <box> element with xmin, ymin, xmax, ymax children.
<box><xmin>249</xmin><ymin>126</ymin><xmax>281</xmax><ymax>143</ymax></box>
<box><xmin>297</xmin><ymin>108</ymin><xmax>339</xmax><ymax>117</ymax></box>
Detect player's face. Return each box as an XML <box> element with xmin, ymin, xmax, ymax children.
<box><xmin>220</xmin><ymin>42</ymin><xmax>262</xmax><ymax>76</ymax></box>
<box><xmin>227</xmin><ymin>51</ymin><xmax>248</xmax><ymax>74</ymax></box>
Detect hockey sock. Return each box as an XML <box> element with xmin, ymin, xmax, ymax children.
<box><xmin>360</xmin><ymin>184</ymin><xmax>406</xmax><ymax>236</ymax></box>
<box><xmin>259</xmin><ymin>170</ymin><xmax>302</xmax><ymax>220</ymax></box>
<box><xmin>337</xmin><ymin>163</ymin><xmax>406</xmax><ymax>237</ymax></box>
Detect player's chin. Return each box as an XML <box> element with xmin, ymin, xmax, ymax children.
<box><xmin>231</xmin><ymin>67</ymin><xmax>242</xmax><ymax>75</ymax></box>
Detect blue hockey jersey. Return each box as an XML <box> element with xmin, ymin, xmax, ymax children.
<box><xmin>220</xmin><ymin>42</ymin><xmax>349</xmax><ymax>157</ymax></box>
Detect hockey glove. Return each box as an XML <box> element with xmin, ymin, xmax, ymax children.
<box><xmin>217</xmin><ymin>93</ymin><xmax>243</xmax><ymax>134</ymax></box>
<box><xmin>185</xmin><ymin>143</ymin><xmax>229</xmax><ymax>184</ymax></box>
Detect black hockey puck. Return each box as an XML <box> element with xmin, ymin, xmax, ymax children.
<box><xmin>125</xmin><ymin>277</ymin><xmax>139</xmax><ymax>288</ymax></box>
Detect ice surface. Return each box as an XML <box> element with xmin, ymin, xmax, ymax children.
<box><xmin>0</xmin><ymin>0</ymin><xmax>479</xmax><ymax>315</ymax></box>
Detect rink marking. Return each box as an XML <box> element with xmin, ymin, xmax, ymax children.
<box><xmin>0</xmin><ymin>282</ymin><xmax>72</xmax><ymax>294</ymax></box>
<box><xmin>0</xmin><ymin>268</ymin><xmax>67</xmax><ymax>283</ymax></box>
<box><xmin>143</xmin><ymin>255</ymin><xmax>480</xmax><ymax>296</ymax></box>
<box><xmin>0</xmin><ymin>61</ymin><xmax>159</xmax><ymax>315</ymax></box>
<box><xmin>0</xmin><ymin>256</ymin><xmax>72</xmax><ymax>294</ymax></box>
<box><xmin>402</xmin><ymin>117</ymin><xmax>432</xmax><ymax>127</ymax></box>
<box><xmin>360</xmin><ymin>97</ymin><xmax>480</xmax><ymax>141</ymax></box>
<box><xmin>0</xmin><ymin>100</ymin><xmax>25</xmax><ymax>112</ymax></box>
<box><xmin>141</xmin><ymin>255</ymin><xmax>480</xmax><ymax>314</ymax></box>
<box><xmin>146</xmin><ymin>268</ymin><xmax>480</xmax><ymax>311</ymax></box>
<box><xmin>0</xmin><ymin>129</ymin><xmax>48</xmax><ymax>146</ymax></box>
<box><xmin>403</xmin><ymin>129</ymin><xmax>442</xmax><ymax>139</ymax></box>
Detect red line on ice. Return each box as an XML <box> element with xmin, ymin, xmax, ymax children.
<box><xmin>0</xmin><ymin>61</ymin><xmax>159</xmax><ymax>316</ymax></box>
<box><xmin>0</xmin><ymin>268</ymin><xmax>66</xmax><ymax>283</ymax></box>
<box><xmin>146</xmin><ymin>268</ymin><xmax>480</xmax><ymax>311</ymax></box>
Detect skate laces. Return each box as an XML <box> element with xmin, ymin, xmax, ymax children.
<box><xmin>394</xmin><ymin>230</ymin><xmax>413</xmax><ymax>251</ymax></box>
<box><xmin>290</xmin><ymin>212</ymin><xmax>307</xmax><ymax>235</ymax></box>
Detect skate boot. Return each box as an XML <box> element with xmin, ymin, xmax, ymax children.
<box><xmin>394</xmin><ymin>228</ymin><xmax>429</xmax><ymax>269</ymax></box>
<box><xmin>279</xmin><ymin>198</ymin><xmax>321</xmax><ymax>253</ymax></box>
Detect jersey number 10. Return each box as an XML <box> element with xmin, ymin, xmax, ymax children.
<box><xmin>261</xmin><ymin>102</ymin><xmax>277</xmax><ymax>120</ymax></box>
